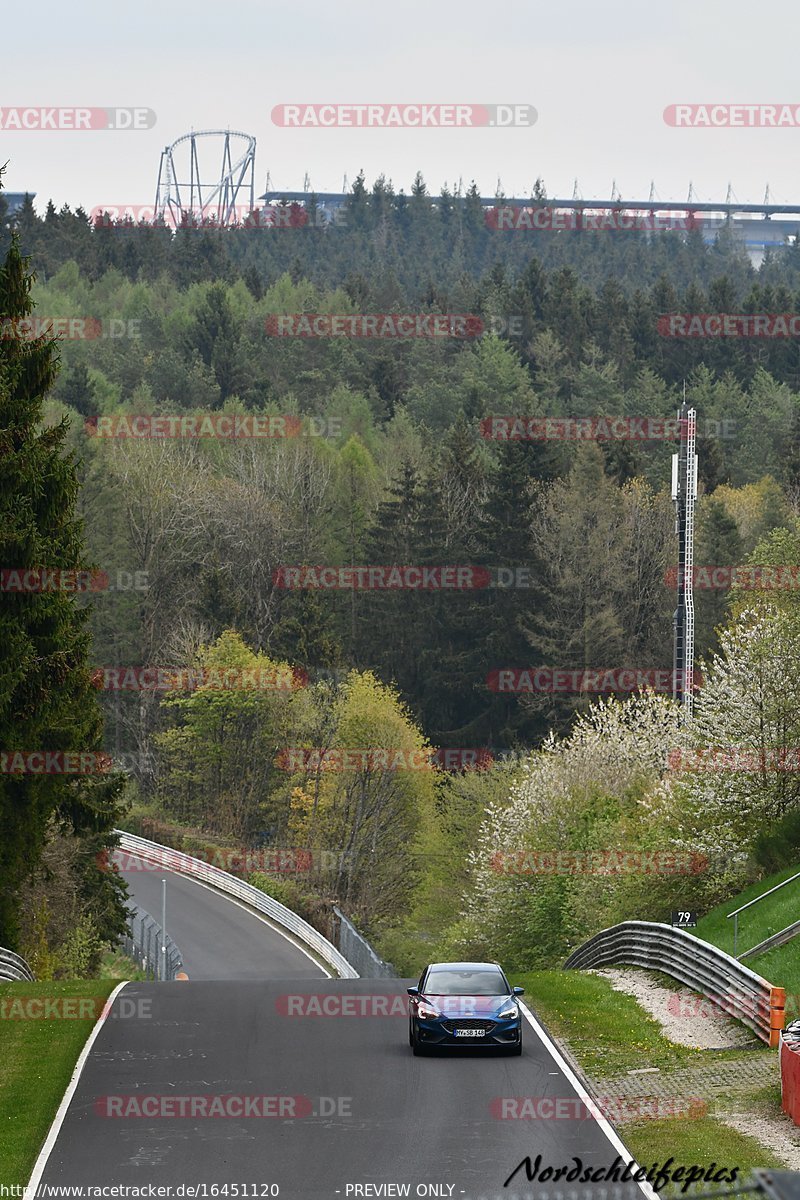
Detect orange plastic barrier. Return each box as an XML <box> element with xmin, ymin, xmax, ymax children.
<box><xmin>771</xmin><ymin>986</ymin><xmax>786</xmax><ymax>1048</ymax></box>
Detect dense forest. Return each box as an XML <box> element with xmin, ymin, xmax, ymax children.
<box><xmin>3</xmin><ymin>171</ymin><xmax>800</xmax><ymax>975</ymax></box>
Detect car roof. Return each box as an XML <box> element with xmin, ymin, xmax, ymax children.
<box><xmin>425</xmin><ymin>962</ymin><xmax>503</xmax><ymax>971</ymax></box>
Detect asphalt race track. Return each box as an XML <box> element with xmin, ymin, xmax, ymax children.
<box><xmin>121</xmin><ymin>865</ymin><xmax>325</xmax><ymax>981</ymax></box>
<box><xmin>34</xmin><ymin>871</ymin><xmax>651</xmax><ymax>1200</ymax></box>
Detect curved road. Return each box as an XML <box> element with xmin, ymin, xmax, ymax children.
<box><xmin>122</xmin><ymin>865</ymin><xmax>325</xmax><ymax>980</ymax></box>
<box><xmin>35</xmin><ymin>868</ymin><xmax>651</xmax><ymax>1200</ymax></box>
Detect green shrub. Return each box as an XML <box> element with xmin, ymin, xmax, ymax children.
<box><xmin>753</xmin><ymin>807</ymin><xmax>800</xmax><ymax>873</ymax></box>
<box><xmin>58</xmin><ymin>914</ymin><xmax>103</xmax><ymax>978</ymax></box>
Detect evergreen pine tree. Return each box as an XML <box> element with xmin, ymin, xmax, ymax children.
<box><xmin>0</xmin><ymin>229</ymin><xmax>127</xmax><ymax>946</ymax></box>
<box><xmin>59</xmin><ymin>362</ymin><xmax>98</xmax><ymax>417</ymax></box>
<box><xmin>357</xmin><ymin>461</ymin><xmax>427</xmax><ymax>697</ymax></box>
<box><xmin>694</xmin><ymin>496</ymin><xmax>743</xmax><ymax>659</ymax></box>
<box><xmin>461</xmin><ymin>438</ymin><xmax>566</xmax><ymax>748</ymax></box>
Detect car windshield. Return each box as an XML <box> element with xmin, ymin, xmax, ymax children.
<box><xmin>425</xmin><ymin>969</ymin><xmax>508</xmax><ymax>996</ymax></box>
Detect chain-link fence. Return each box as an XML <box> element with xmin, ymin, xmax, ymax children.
<box><xmin>116</xmin><ymin>831</ymin><xmax>357</xmax><ymax>978</ymax></box>
<box><xmin>121</xmin><ymin>902</ymin><xmax>183</xmax><ymax>980</ymax></box>
<box><xmin>332</xmin><ymin>907</ymin><xmax>394</xmax><ymax>978</ymax></box>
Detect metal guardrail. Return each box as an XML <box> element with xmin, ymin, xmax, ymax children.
<box><xmin>740</xmin><ymin>918</ymin><xmax>800</xmax><ymax>961</ymax></box>
<box><xmin>0</xmin><ymin>946</ymin><xmax>34</xmax><ymax>982</ymax></box>
<box><xmin>121</xmin><ymin>901</ymin><xmax>183</xmax><ymax>980</ymax></box>
<box><xmin>114</xmin><ymin>831</ymin><xmax>359</xmax><ymax>979</ymax></box>
<box><xmin>333</xmin><ymin>907</ymin><xmax>395</xmax><ymax>978</ymax></box>
<box><xmin>564</xmin><ymin>919</ymin><xmax>786</xmax><ymax>1047</ymax></box>
<box><xmin>728</xmin><ymin>868</ymin><xmax>800</xmax><ymax>957</ymax></box>
<box><xmin>685</xmin><ymin>1169</ymin><xmax>800</xmax><ymax>1200</ymax></box>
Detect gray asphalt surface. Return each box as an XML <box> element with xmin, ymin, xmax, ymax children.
<box><xmin>37</xmin><ymin>877</ymin><xmax>649</xmax><ymax>1199</ymax></box>
<box><xmin>121</xmin><ymin>865</ymin><xmax>325</xmax><ymax>980</ymax></box>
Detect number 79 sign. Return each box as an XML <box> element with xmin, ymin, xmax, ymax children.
<box><xmin>671</xmin><ymin>910</ymin><xmax>698</xmax><ymax>927</ymax></box>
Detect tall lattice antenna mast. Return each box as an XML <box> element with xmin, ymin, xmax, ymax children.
<box><xmin>672</xmin><ymin>393</ymin><xmax>698</xmax><ymax>714</ymax></box>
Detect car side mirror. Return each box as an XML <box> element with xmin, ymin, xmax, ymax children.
<box><xmin>407</xmin><ymin>986</ymin><xmax>419</xmax><ymax>996</ymax></box>
<box><xmin>512</xmin><ymin>986</ymin><xmax>524</xmax><ymax>995</ymax></box>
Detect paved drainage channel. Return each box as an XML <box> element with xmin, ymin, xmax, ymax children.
<box><xmin>589</xmin><ymin>1053</ymin><xmax>778</xmax><ymax>1100</ymax></box>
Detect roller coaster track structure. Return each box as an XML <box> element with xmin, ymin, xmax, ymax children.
<box><xmin>155</xmin><ymin>130</ymin><xmax>256</xmax><ymax>227</ymax></box>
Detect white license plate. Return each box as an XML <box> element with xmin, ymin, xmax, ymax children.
<box><xmin>454</xmin><ymin>1028</ymin><xmax>485</xmax><ymax>1037</ymax></box>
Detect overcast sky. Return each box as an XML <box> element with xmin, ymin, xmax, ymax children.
<box><xmin>3</xmin><ymin>0</ymin><xmax>799</xmax><ymax>214</ymax></box>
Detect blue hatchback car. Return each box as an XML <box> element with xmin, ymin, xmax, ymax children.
<box><xmin>407</xmin><ymin>961</ymin><xmax>524</xmax><ymax>1055</ymax></box>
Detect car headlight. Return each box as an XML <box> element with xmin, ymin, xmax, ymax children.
<box><xmin>417</xmin><ymin>1002</ymin><xmax>440</xmax><ymax>1020</ymax></box>
<box><xmin>497</xmin><ymin>1004</ymin><xmax>519</xmax><ymax>1020</ymax></box>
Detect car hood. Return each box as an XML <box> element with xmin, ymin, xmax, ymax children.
<box><xmin>419</xmin><ymin>993</ymin><xmax>517</xmax><ymax>1018</ymax></box>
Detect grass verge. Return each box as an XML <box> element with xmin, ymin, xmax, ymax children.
<box><xmin>0</xmin><ymin>979</ymin><xmax>119</xmax><ymax>1186</ymax></box>
<box><xmin>99</xmin><ymin>947</ymin><xmax>146</xmax><ymax>981</ymax></box>
<box><xmin>694</xmin><ymin>863</ymin><xmax>800</xmax><ymax>1000</ymax></box>
<box><xmin>623</xmin><ymin>1118</ymin><xmax>784</xmax><ymax>1187</ymax></box>
<box><xmin>514</xmin><ymin>969</ymin><xmax>754</xmax><ymax>1077</ymax></box>
<box><xmin>517</xmin><ymin>969</ymin><xmax>787</xmax><ymax>1177</ymax></box>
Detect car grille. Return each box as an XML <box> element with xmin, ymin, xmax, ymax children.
<box><xmin>441</xmin><ymin>1019</ymin><xmax>497</xmax><ymax>1034</ymax></box>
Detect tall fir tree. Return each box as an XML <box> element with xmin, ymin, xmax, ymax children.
<box><xmin>460</xmin><ymin>437</ymin><xmax>567</xmax><ymax>749</ymax></box>
<box><xmin>694</xmin><ymin>496</ymin><xmax>743</xmax><ymax>660</ymax></box>
<box><xmin>413</xmin><ymin>420</ymin><xmax>487</xmax><ymax>740</ymax></box>
<box><xmin>356</xmin><ymin>460</ymin><xmax>432</xmax><ymax>702</ymax></box>
<box><xmin>0</xmin><ymin>227</ymin><xmax>127</xmax><ymax>947</ymax></box>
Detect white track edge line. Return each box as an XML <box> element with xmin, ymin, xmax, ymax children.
<box><xmin>164</xmin><ymin>872</ymin><xmax>332</xmax><ymax>979</ymax></box>
<box><xmin>27</xmin><ymin>980</ymin><xmax>130</xmax><ymax>1195</ymax></box>
<box><xmin>519</xmin><ymin>1000</ymin><xmax>658</xmax><ymax>1200</ymax></box>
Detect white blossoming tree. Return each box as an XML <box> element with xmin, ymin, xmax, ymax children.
<box><xmin>670</xmin><ymin>603</ymin><xmax>800</xmax><ymax>856</ymax></box>
<box><xmin>447</xmin><ymin>600</ymin><xmax>800</xmax><ymax>971</ymax></box>
<box><xmin>451</xmin><ymin>693</ymin><xmax>688</xmax><ymax>968</ymax></box>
